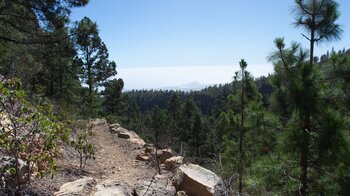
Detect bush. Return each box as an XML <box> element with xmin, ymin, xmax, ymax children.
<box><xmin>69</xmin><ymin>122</ymin><xmax>95</xmax><ymax>169</ymax></box>
<box><xmin>0</xmin><ymin>79</ymin><xmax>70</xmax><ymax>194</ymax></box>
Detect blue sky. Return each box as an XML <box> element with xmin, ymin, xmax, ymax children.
<box><xmin>71</xmin><ymin>0</ymin><xmax>349</xmax><ymax>90</ymax></box>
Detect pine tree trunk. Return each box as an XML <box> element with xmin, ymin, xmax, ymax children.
<box><xmin>59</xmin><ymin>64</ymin><xmax>63</xmax><ymax>99</ymax></box>
<box><xmin>50</xmin><ymin>72</ymin><xmax>54</xmax><ymax>97</ymax></box>
<box><xmin>300</xmin><ymin>115</ymin><xmax>310</xmax><ymax>196</ymax></box>
<box><xmin>300</xmin><ymin>16</ymin><xmax>314</xmax><ymax>194</ymax></box>
<box><xmin>239</xmin><ymin>72</ymin><xmax>245</xmax><ymax>195</ymax></box>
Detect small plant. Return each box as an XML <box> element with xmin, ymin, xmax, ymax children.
<box><xmin>70</xmin><ymin>123</ymin><xmax>95</xmax><ymax>170</ymax></box>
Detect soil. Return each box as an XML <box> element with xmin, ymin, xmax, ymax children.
<box><xmin>27</xmin><ymin>122</ymin><xmax>156</xmax><ymax>195</ymax></box>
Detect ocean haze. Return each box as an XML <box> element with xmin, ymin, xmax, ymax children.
<box><xmin>118</xmin><ymin>64</ymin><xmax>273</xmax><ymax>90</ymax></box>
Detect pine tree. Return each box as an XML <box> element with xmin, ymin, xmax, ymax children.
<box><xmin>293</xmin><ymin>0</ymin><xmax>342</xmax><ymax>65</ymax></box>
<box><xmin>72</xmin><ymin>17</ymin><xmax>117</xmax><ymax>117</ymax></box>
<box><xmin>167</xmin><ymin>93</ymin><xmax>182</xmax><ymax>149</ymax></box>
<box><xmin>219</xmin><ymin>60</ymin><xmax>263</xmax><ymax>194</ymax></box>
<box><xmin>0</xmin><ymin>0</ymin><xmax>88</xmax><ymax>44</ymax></box>
<box><xmin>103</xmin><ymin>78</ymin><xmax>124</xmax><ymax>115</ymax></box>
<box><xmin>291</xmin><ymin>1</ymin><xmax>343</xmax><ymax>194</ymax></box>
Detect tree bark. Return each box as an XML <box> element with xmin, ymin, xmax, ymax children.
<box><xmin>239</xmin><ymin>71</ymin><xmax>245</xmax><ymax>195</ymax></box>
<box><xmin>300</xmin><ymin>115</ymin><xmax>310</xmax><ymax>196</ymax></box>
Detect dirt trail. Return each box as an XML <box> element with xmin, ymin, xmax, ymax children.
<box><xmin>29</xmin><ymin>122</ymin><xmax>156</xmax><ymax>195</ymax></box>
<box><xmin>89</xmin><ymin>123</ymin><xmax>155</xmax><ymax>186</ymax></box>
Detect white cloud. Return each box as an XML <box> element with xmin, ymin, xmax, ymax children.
<box><xmin>118</xmin><ymin>64</ymin><xmax>273</xmax><ymax>90</ymax></box>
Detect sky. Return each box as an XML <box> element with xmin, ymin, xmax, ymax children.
<box><xmin>70</xmin><ymin>0</ymin><xmax>350</xmax><ymax>90</ymax></box>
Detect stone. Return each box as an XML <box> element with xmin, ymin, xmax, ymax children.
<box><xmin>145</xmin><ymin>146</ymin><xmax>154</xmax><ymax>154</ymax></box>
<box><xmin>109</xmin><ymin>124</ymin><xmax>121</xmax><ymax>134</ymax></box>
<box><xmin>94</xmin><ymin>180</ymin><xmax>132</xmax><ymax>196</ymax></box>
<box><xmin>115</xmin><ymin>127</ymin><xmax>146</xmax><ymax>147</ymax></box>
<box><xmin>136</xmin><ymin>154</ymin><xmax>151</xmax><ymax>162</ymax></box>
<box><xmin>163</xmin><ymin>156</ymin><xmax>184</xmax><ymax>170</ymax></box>
<box><xmin>172</xmin><ymin>164</ymin><xmax>224</xmax><ymax>196</ymax></box>
<box><xmin>177</xmin><ymin>191</ymin><xmax>188</xmax><ymax>196</ymax></box>
<box><xmin>109</xmin><ymin>123</ymin><xmax>121</xmax><ymax>129</ymax></box>
<box><xmin>90</xmin><ymin>118</ymin><xmax>107</xmax><ymax>126</ymax></box>
<box><xmin>54</xmin><ymin>177</ymin><xmax>96</xmax><ymax>196</ymax></box>
<box><xmin>158</xmin><ymin>148</ymin><xmax>174</xmax><ymax>164</ymax></box>
<box><xmin>118</xmin><ymin>131</ymin><xmax>131</xmax><ymax>139</ymax></box>
<box><xmin>135</xmin><ymin>174</ymin><xmax>176</xmax><ymax>196</ymax></box>
<box><xmin>128</xmin><ymin>131</ymin><xmax>146</xmax><ymax>147</ymax></box>
<box><xmin>110</xmin><ymin>127</ymin><xmax>118</xmax><ymax>134</ymax></box>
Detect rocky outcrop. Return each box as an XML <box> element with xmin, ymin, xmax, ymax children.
<box><xmin>163</xmin><ymin>156</ymin><xmax>184</xmax><ymax>171</ymax></box>
<box><xmin>109</xmin><ymin>123</ymin><xmax>121</xmax><ymax>134</ymax></box>
<box><xmin>54</xmin><ymin>175</ymin><xmax>180</xmax><ymax>196</ymax></box>
<box><xmin>54</xmin><ymin>178</ymin><xmax>132</xmax><ymax>196</ymax></box>
<box><xmin>158</xmin><ymin>148</ymin><xmax>174</xmax><ymax>164</ymax></box>
<box><xmin>134</xmin><ymin>174</ymin><xmax>176</xmax><ymax>196</ymax></box>
<box><xmin>94</xmin><ymin>180</ymin><xmax>132</xmax><ymax>196</ymax></box>
<box><xmin>109</xmin><ymin>126</ymin><xmax>146</xmax><ymax>147</ymax></box>
<box><xmin>54</xmin><ymin>177</ymin><xmax>96</xmax><ymax>196</ymax></box>
<box><xmin>116</xmin><ymin>127</ymin><xmax>132</xmax><ymax>139</ymax></box>
<box><xmin>173</xmin><ymin>164</ymin><xmax>224</xmax><ymax>196</ymax></box>
<box><xmin>90</xmin><ymin>118</ymin><xmax>107</xmax><ymax>126</ymax></box>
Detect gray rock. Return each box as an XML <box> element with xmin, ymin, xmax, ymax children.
<box><xmin>135</xmin><ymin>174</ymin><xmax>176</xmax><ymax>196</ymax></box>
<box><xmin>54</xmin><ymin>177</ymin><xmax>96</xmax><ymax>196</ymax></box>
<box><xmin>117</xmin><ymin>128</ymin><xmax>131</xmax><ymax>139</ymax></box>
<box><xmin>172</xmin><ymin>164</ymin><xmax>224</xmax><ymax>196</ymax></box>
<box><xmin>109</xmin><ymin>124</ymin><xmax>121</xmax><ymax>134</ymax></box>
<box><xmin>163</xmin><ymin>156</ymin><xmax>183</xmax><ymax>171</ymax></box>
<box><xmin>116</xmin><ymin>127</ymin><xmax>146</xmax><ymax>147</ymax></box>
<box><xmin>90</xmin><ymin>118</ymin><xmax>107</xmax><ymax>126</ymax></box>
<box><xmin>94</xmin><ymin>180</ymin><xmax>132</xmax><ymax>196</ymax></box>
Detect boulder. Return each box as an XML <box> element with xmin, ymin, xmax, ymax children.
<box><xmin>128</xmin><ymin>131</ymin><xmax>146</xmax><ymax>147</ymax></box>
<box><xmin>158</xmin><ymin>148</ymin><xmax>174</xmax><ymax>164</ymax></box>
<box><xmin>172</xmin><ymin>164</ymin><xmax>224</xmax><ymax>196</ymax></box>
<box><xmin>134</xmin><ymin>174</ymin><xmax>176</xmax><ymax>196</ymax></box>
<box><xmin>115</xmin><ymin>127</ymin><xmax>146</xmax><ymax>147</ymax></box>
<box><xmin>109</xmin><ymin>124</ymin><xmax>121</xmax><ymax>134</ymax></box>
<box><xmin>117</xmin><ymin>129</ymin><xmax>131</xmax><ymax>139</ymax></box>
<box><xmin>54</xmin><ymin>177</ymin><xmax>96</xmax><ymax>196</ymax></box>
<box><xmin>163</xmin><ymin>156</ymin><xmax>184</xmax><ymax>170</ymax></box>
<box><xmin>94</xmin><ymin>180</ymin><xmax>132</xmax><ymax>196</ymax></box>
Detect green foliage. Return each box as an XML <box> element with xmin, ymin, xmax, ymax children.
<box><xmin>0</xmin><ymin>79</ymin><xmax>70</xmax><ymax>192</ymax></box>
<box><xmin>103</xmin><ymin>78</ymin><xmax>125</xmax><ymax>115</ymax></box>
<box><xmin>71</xmin><ymin>17</ymin><xmax>117</xmax><ymax>118</ymax></box>
<box><xmin>105</xmin><ymin>115</ymin><xmax>120</xmax><ymax>124</ymax></box>
<box><xmin>70</xmin><ymin>123</ymin><xmax>95</xmax><ymax>170</ymax></box>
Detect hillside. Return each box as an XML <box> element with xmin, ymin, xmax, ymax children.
<box><xmin>26</xmin><ymin>119</ymin><xmax>154</xmax><ymax>194</ymax></box>
<box><xmin>17</xmin><ymin>119</ymin><xmax>224</xmax><ymax>195</ymax></box>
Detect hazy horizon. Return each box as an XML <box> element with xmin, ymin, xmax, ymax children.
<box><xmin>71</xmin><ymin>0</ymin><xmax>350</xmax><ymax>90</ymax></box>
<box><xmin>118</xmin><ymin>64</ymin><xmax>273</xmax><ymax>90</ymax></box>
